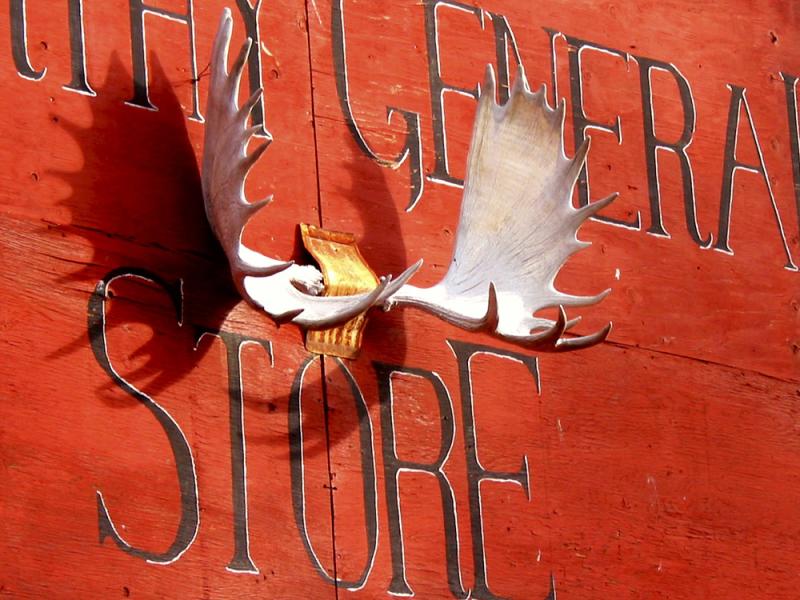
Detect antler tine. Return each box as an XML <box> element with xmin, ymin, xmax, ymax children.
<box><xmin>555</xmin><ymin>322</ymin><xmax>613</xmax><ymax>351</ymax></box>
<box><xmin>482</xmin><ymin>283</ymin><xmax>500</xmax><ymax>333</ymax></box>
<box><xmin>376</xmin><ymin>259</ymin><xmax>424</xmax><ymax>305</ymax></box>
<box><xmin>513</xmin><ymin>63</ymin><xmax>530</xmax><ymax>94</ymax></box>
<box><xmin>564</xmin><ymin>136</ymin><xmax>591</xmax><ymax>185</ymax></box>
<box><xmin>526</xmin><ymin>306</ymin><xmax>569</xmax><ymax>347</ymax></box>
<box><xmin>202</xmin><ymin>10</ymin><xmax>292</xmax><ymax>284</ymax></box>
<box><xmin>553</xmin><ymin>287</ymin><xmax>612</xmax><ymax>308</ymax></box>
<box><xmin>239</xmin><ymin>88</ymin><xmax>265</xmax><ymax>123</ymax></box>
<box><xmin>453</xmin><ymin>282</ymin><xmax>500</xmax><ymax>333</ymax></box>
<box><xmin>209</xmin><ymin>9</ymin><xmax>233</xmax><ymax>91</ymax></box>
<box><xmin>482</xmin><ymin>63</ymin><xmax>497</xmax><ymax>103</ymax></box>
<box><xmin>226</xmin><ymin>37</ymin><xmax>252</xmax><ymax>103</ymax></box>
<box><xmin>506</xmin><ymin>308</ymin><xmax>611</xmax><ymax>352</ymax></box>
<box><xmin>298</xmin><ymin>277</ymin><xmax>394</xmax><ymax>330</ymax></box>
<box><xmin>236</xmin><ymin>140</ymin><xmax>270</xmax><ymax>180</ymax></box>
<box><xmin>573</xmin><ymin>192</ymin><xmax>618</xmax><ymax>222</ymax></box>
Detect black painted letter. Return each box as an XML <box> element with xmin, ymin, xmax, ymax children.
<box><xmin>565</xmin><ymin>34</ymin><xmax>640</xmax><ymax>229</ymax></box>
<box><xmin>289</xmin><ymin>357</ymin><xmax>379</xmax><ymax>589</ymax></box>
<box><xmin>781</xmin><ymin>72</ymin><xmax>800</xmax><ymax>250</ymax></box>
<box><xmin>374</xmin><ymin>362</ymin><xmax>467</xmax><ymax>598</ymax></box>
<box><xmin>63</xmin><ymin>0</ymin><xmax>94</xmax><ymax>94</ymax></box>
<box><xmin>195</xmin><ymin>328</ymin><xmax>273</xmax><ymax>574</ymax></box>
<box><xmin>127</xmin><ymin>0</ymin><xmax>202</xmax><ymax>120</ymax></box>
<box><xmin>714</xmin><ymin>85</ymin><xmax>797</xmax><ymax>270</ymax></box>
<box><xmin>331</xmin><ymin>0</ymin><xmax>423</xmax><ymax>210</ymax></box>
<box><xmin>633</xmin><ymin>55</ymin><xmax>710</xmax><ymax>246</ymax></box>
<box><xmin>88</xmin><ymin>268</ymin><xmax>198</xmax><ymax>564</ymax></box>
<box><xmin>10</xmin><ymin>0</ymin><xmax>46</xmax><ymax>80</ymax></box>
<box><xmin>449</xmin><ymin>341</ymin><xmax>537</xmax><ymax>600</ymax></box>
<box><xmin>423</xmin><ymin>0</ymin><xmax>484</xmax><ymax>188</ymax></box>
<box><xmin>487</xmin><ymin>12</ymin><xmax>522</xmax><ymax>104</ymax></box>
<box><xmin>233</xmin><ymin>0</ymin><xmax>269</xmax><ymax>136</ymax></box>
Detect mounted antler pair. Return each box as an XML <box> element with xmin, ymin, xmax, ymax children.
<box><xmin>201</xmin><ymin>9</ymin><xmax>614</xmax><ymax>353</ymax></box>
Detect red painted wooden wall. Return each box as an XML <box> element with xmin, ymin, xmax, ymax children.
<box><xmin>0</xmin><ymin>1</ymin><xmax>798</xmax><ymax>598</ymax></box>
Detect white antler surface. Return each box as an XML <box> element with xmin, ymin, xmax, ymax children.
<box><xmin>385</xmin><ymin>65</ymin><xmax>615</xmax><ymax>351</ymax></box>
<box><xmin>202</xmin><ymin>9</ymin><xmax>613</xmax><ymax>350</ymax></box>
<box><xmin>201</xmin><ymin>9</ymin><xmax>419</xmax><ymax>329</ymax></box>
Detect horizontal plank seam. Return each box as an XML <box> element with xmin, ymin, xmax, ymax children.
<box><xmin>605</xmin><ymin>339</ymin><xmax>800</xmax><ymax>386</ymax></box>
<box><xmin>40</xmin><ymin>218</ymin><xmax>217</xmax><ymax>262</ymax></box>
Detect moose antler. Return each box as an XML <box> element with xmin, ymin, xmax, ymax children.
<box><xmin>202</xmin><ymin>9</ymin><xmax>420</xmax><ymax>329</ymax></box>
<box><xmin>384</xmin><ymin>65</ymin><xmax>614</xmax><ymax>351</ymax></box>
<box><xmin>202</xmin><ymin>9</ymin><xmax>614</xmax><ymax>351</ymax></box>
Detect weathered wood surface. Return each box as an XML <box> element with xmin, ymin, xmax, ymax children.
<box><xmin>0</xmin><ymin>0</ymin><xmax>799</xmax><ymax>598</ymax></box>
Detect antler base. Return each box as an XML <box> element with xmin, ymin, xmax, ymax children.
<box><xmin>300</xmin><ymin>224</ymin><xmax>380</xmax><ymax>359</ymax></box>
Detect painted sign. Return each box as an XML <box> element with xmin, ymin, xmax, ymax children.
<box><xmin>0</xmin><ymin>1</ymin><xmax>798</xmax><ymax>598</ymax></box>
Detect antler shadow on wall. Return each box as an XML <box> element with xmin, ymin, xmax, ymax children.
<box><xmin>48</xmin><ymin>47</ymin><xmax>380</xmax><ymax>461</ymax></box>
<box><xmin>50</xmin><ymin>53</ymin><xmax>238</xmax><ymax>402</ymax></box>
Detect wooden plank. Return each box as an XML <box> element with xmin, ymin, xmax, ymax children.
<box><xmin>304</xmin><ymin>0</ymin><xmax>800</xmax><ymax>597</ymax></box>
<box><xmin>0</xmin><ymin>0</ymin><xmax>798</xmax><ymax>598</ymax></box>
<box><xmin>307</xmin><ymin>0</ymin><xmax>800</xmax><ymax>383</ymax></box>
<box><xmin>320</xmin><ymin>314</ymin><xmax>800</xmax><ymax>598</ymax></box>
<box><xmin>0</xmin><ymin>0</ymin><xmax>338</xmax><ymax>595</ymax></box>
<box><xmin>0</xmin><ymin>0</ymin><xmax>321</xmax><ymax>266</ymax></box>
<box><xmin>536</xmin><ymin>344</ymin><xmax>800</xmax><ymax>598</ymax></box>
<box><xmin>0</xmin><ymin>212</ymin><xmax>339</xmax><ymax>597</ymax></box>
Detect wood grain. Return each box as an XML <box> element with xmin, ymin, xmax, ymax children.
<box><xmin>0</xmin><ymin>0</ymin><xmax>798</xmax><ymax>598</ymax></box>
